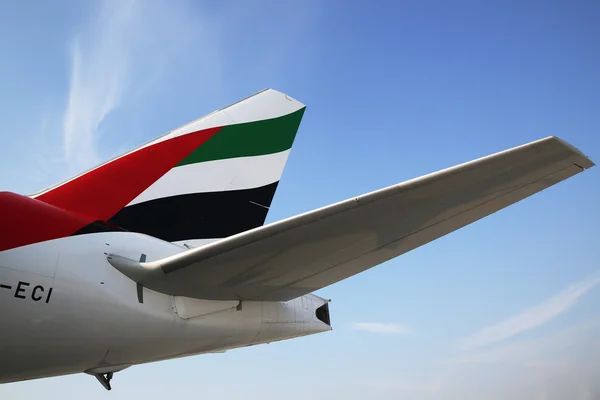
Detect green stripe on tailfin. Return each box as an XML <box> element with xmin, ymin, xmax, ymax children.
<box><xmin>177</xmin><ymin>107</ymin><xmax>305</xmax><ymax>166</ymax></box>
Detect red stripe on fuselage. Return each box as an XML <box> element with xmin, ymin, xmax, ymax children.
<box><xmin>34</xmin><ymin>127</ymin><xmax>222</xmax><ymax>222</ymax></box>
<box><xmin>0</xmin><ymin>192</ymin><xmax>95</xmax><ymax>252</ymax></box>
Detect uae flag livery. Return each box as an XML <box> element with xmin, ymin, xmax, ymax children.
<box><xmin>34</xmin><ymin>89</ymin><xmax>306</xmax><ymax>246</ymax></box>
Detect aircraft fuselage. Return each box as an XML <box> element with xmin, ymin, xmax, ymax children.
<box><xmin>0</xmin><ymin>231</ymin><xmax>331</xmax><ymax>384</ymax></box>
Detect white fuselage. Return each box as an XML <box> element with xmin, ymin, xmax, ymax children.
<box><xmin>0</xmin><ymin>232</ymin><xmax>331</xmax><ymax>383</ymax></box>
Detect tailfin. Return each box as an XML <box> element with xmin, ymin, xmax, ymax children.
<box><xmin>33</xmin><ymin>88</ymin><xmax>306</xmax><ymax>246</ymax></box>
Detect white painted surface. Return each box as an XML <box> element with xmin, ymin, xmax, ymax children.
<box><xmin>173</xmin><ymin>297</ymin><xmax>238</xmax><ymax>319</ymax></box>
<box><xmin>127</xmin><ymin>150</ymin><xmax>290</xmax><ymax>206</ymax></box>
<box><xmin>164</xmin><ymin>88</ymin><xmax>304</xmax><ymax>143</ymax></box>
<box><xmin>0</xmin><ymin>232</ymin><xmax>331</xmax><ymax>384</ymax></box>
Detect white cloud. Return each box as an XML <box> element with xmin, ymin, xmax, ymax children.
<box><xmin>15</xmin><ymin>0</ymin><xmax>315</xmax><ymax>193</ymax></box>
<box><xmin>351</xmin><ymin>322</ymin><xmax>410</xmax><ymax>334</ymax></box>
<box><xmin>370</xmin><ymin>319</ymin><xmax>600</xmax><ymax>400</ymax></box>
<box><xmin>60</xmin><ymin>0</ymin><xmax>213</xmax><ymax>176</ymax></box>
<box><xmin>459</xmin><ymin>270</ymin><xmax>600</xmax><ymax>351</ymax></box>
<box><xmin>62</xmin><ymin>0</ymin><xmax>137</xmax><ymax>173</ymax></box>
<box><xmin>449</xmin><ymin>318</ymin><xmax>599</xmax><ymax>366</ymax></box>
<box><xmin>443</xmin><ymin>318</ymin><xmax>600</xmax><ymax>400</ymax></box>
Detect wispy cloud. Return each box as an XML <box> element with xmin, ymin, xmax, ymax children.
<box><xmin>459</xmin><ymin>270</ymin><xmax>600</xmax><ymax>351</ymax></box>
<box><xmin>61</xmin><ymin>0</ymin><xmax>212</xmax><ymax>175</ymax></box>
<box><xmin>351</xmin><ymin>322</ymin><xmax>410</xmax><ymax>334</ymax></box>
<box><xmin>449</xmin><ymin>318</ymin><xmax>600</xmax><ymax>365</ymax></box>
<box><xmin>369</xmin><ymin>318</ymin><xmax>600</xmax><ymax>400</ymax></box>
<box><xmin>62</xmin><ymin>0</ymin><xmax>138</xmax><ymax>173</ymax></box>
<box><xmin>21</xmin><ymin>0</ymin><xmax>316</xmax><ymax>192</ymax></box>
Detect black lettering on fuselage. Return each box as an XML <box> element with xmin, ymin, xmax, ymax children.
<box><xmin>46</xmin><ymin>287</ymin><xmax>53</xmax><ymax>304</ymax></box>
<box><xmin>32</xmin><ymin>285</ymin><xmax>44</xmax><ymax>301</ymax></box>
<box><xmin>14</xmin><ymin>281</ymin><xmax>29</xmax><ymax>299</ymax></box>
<box><xmin>4</xmin><ymin>281</ymin><xmax>53</xmax><ymax>304</ymax></box>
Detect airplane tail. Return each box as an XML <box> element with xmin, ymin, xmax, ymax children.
<box><xmin>33</xmin><ymin>89</ymin><xmax>306</xmax><ymax>246</ymax></box>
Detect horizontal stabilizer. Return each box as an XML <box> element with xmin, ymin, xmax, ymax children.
<box><xmin>108</xmin><ymin>136</ymin><xmax>595</xmax><ymax>301</ymax></box>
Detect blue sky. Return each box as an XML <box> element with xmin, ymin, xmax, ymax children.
<box><xmin>1</xmin><ymin>0</ymin><xmax>599</xmax><ymax>398</ymax></box>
